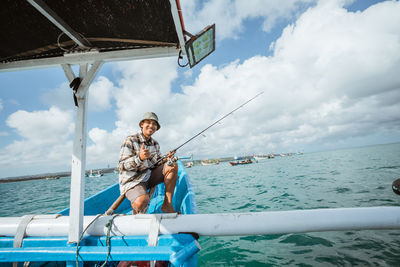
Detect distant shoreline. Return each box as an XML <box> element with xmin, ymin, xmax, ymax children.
<box><xmin>0</xmin><ymin>168</ymin><xmax>116</xmax><ymax>184</ymax></box>
<box><xmin>0</xmin><ymin>152</ymin><xmax>308</xmax><ymax>183</ymax></box>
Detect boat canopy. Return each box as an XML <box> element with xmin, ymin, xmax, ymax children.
<box><xmin>0</xmin><ymin>0</ymin><xmax>186</xmax><ymax>71</ymax></box>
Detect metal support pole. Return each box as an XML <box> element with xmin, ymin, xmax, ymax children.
<box><xmin>63</xmin><ymin>61</ymin><xmax>103</xmax><ymax>243</ymax></box>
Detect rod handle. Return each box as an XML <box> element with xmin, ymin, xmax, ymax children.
<box><xmin>105</xmin><ymin>194</ymin><xmax>126</xmax><ymax>215</ymax></box>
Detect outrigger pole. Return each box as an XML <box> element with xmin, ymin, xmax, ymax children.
<box><xmin>1</xmin><ymin>207</ymin><xmax>400</xmax><ymax>237</ymax></box>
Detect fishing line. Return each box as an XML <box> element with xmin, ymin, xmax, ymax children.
<box><xmin>151</xmin><ymin>91</ymin><xmax>264</xmax><ymax>168</ymax></box>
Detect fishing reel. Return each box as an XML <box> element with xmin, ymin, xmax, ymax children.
<box><xmin>167</xmin><ymin>156</ymin><xmax>178</xmax><ymax>166</ymax></box>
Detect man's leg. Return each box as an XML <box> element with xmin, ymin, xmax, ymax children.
<box><xmin>125</xmin><ymin>184</ymin><xmax>149</xmax><ymax>214</ymax></box>
<box><xmin>161</xmin><ymin>163</ymin><xmax>178</xmax><ymax>213</ymax></box>
<box><xmin>132</xmin><ymin>194</ymin><xmax>150</xmax><ymax>214</ymax></box>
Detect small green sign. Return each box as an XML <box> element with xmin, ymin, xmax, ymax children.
<box><xmin>185</xmin><ymin>24</ymin><xmax>215</xmax><ymax>68</ymax></box>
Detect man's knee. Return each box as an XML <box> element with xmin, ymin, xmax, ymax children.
<box><xmin>163</xmin><ymin>163</ymin><xmax>178</xmax><ymax>179</ymax></box>
<box><xmin>132</xmin><ymin>194</ymin><xmax>150</xmax><ymax>213</ymax></box>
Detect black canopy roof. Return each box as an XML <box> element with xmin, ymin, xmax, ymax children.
<box><xmin>0</xmin><ymin>0</ymin><xmax>185</xmax><ymax>71</ymax></box>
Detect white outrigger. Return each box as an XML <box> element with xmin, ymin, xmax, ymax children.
<box><xmin>1</xmin><ymin>1</ymin><xmax>399</xmax><ymax>266</ymax></box>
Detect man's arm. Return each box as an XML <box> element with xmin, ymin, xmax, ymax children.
<box><xmin>118</xmin><ymin>138</ymin><xmax>144</xmax><ymax>172</ymax></box>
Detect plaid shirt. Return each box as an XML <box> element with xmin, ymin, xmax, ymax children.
<box><xmin>118</xmin><ymin>131</ymin><xmax>163</xmax><ymax>194</ymax></box>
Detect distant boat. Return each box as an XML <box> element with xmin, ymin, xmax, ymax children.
<box><xmin>200</xmin><ymin>159</ymin><xmax>220</xmax><ymax>166</ymax></box>
<box><xmin>253</xmin><ymin>154</ymin><xmax>274</xmax><ymax>160</ymax></box>
<box><xmin>185</xmin><ymin>161</ymin><xmax>194</xmax><ymax>168</ymax></box>
<box><xmin>45</xmin><ymin>177</ymin><xmax>60</xmax><ymax>180</ymax></box>
<box><xmin>86</xmin><ymin>170</ymin><xmax>103</xmax><ymax>178</ymax></box>
<box><xmin>230</xmin><ymin>159</ymin><xmax>254</xmax><ymax>166</ymax></box>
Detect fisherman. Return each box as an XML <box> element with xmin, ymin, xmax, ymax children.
<box><xmin>118</xmin><ymin>112</ymin><xmax>178</xmax><ymax>214</ymax></box>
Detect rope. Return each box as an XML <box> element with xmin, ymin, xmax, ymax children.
<box><xmin>97</xmin><ymin>214</ymin><xmax>121</xmax><ymax>267</ymax></box>
<box><xmin>75</xmin><ymin>214</ymin><xmax>103</xmax><ymax>267</ymax></box>
<box><xmin>74</xmin><ymin>213</ymin><xmax>123</xmax><ymax>267</ymax></box>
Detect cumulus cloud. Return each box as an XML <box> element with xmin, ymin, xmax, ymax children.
<box><xmin>86</xmin><ymin>127</ymin><xmax>124</xmax><ymax>167</ymax></box>
<box><xmin>95</xmin><ymin>0</ymin><xmax>400</xmax><ymax>159</ymax></box>
<box><xmin>6</xmin><ymin>106</ymin><xmax>74</xmax><ymax>145</ymax></box>
<box><xmin>112</xmin><ymin>58</ymin><xmax>178</xmax><ymax>132</ymax></box>
<box><xmin>41</xmin><ymin>76</ymin><xmax>115</xmax><ymax>112</ymax></box>
<box><xmin>88</xmin><ymin>76</ymin><xmax>115</xmax><ymax>111</ymax></box>
<box><xmin>0</xmin><ymin>106</ymin><xmax>74</xmax><ymax>173</ymax></box>
<box><xmin>180</xmin><ymin>0</ymin><xmax>319</xmax><ymax>40</ymax></box>
<box><xmin>41</xmin><ymin>82</ymin><xmax>73</xmax><ymax>110</ymax></box>
<box><xmin>2</xmin><ymin>0</ymin><xmax>400</xmax><ymax>176</ymax></box>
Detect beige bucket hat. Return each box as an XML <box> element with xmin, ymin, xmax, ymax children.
<box><xmin>139</xmin><ymin>112</ymin><xmax>160</xmax><ymax>130</ymax></box>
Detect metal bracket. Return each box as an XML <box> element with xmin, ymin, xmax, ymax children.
<box><xmin>13</xmin><ymin>214</ymin><xmax>61</xmax><ymax>248</ymax></box>
<box><xmin>135</xmin><ymin>213</ymin><xmax>178</xmax><ymax>246</ymax></box>
<box><xmin>135</xmin><ymin>213</ymin><xmax>178</xmax><ymax>267</ymax></box>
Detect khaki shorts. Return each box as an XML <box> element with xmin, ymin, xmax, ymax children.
<box><xmin>125</xmin><ymin>164</ymin><xmax>165</xmax><ymax>203</ymax></box>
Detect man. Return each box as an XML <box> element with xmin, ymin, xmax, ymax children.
<box><xmin>118</xmin><ymin>112</ymin><xmax>178</xmax><ymax>214</ymax></box>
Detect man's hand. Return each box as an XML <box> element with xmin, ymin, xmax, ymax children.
<box><xmin>139</xmin><ymin>143</ymin><xmax>150</xmax><ymax>161</ymax></box>
<box><xmin>166</xmin><ymin>150</ymin><xmax>176</xmax><ymax>159</ymax></box>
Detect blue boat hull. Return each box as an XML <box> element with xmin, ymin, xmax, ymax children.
<box><xmin>0</xmin><ymin>160</ymin><xmax>198</xmax><ymax>266</ymax></box>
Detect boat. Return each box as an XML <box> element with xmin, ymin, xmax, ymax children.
<box><xmin>184</xmin><ymin>161</ymin><xmax>194</xmax><ymax>168</ymax></box>
<box><xmin>0</xmin><ymin>0</ymin><xmax>212</xmax><ymax>265</ymax></box>
<box><xmin>86</xmin><ymin>170</ymin><xmax>103</xmax><ymax>178</ymax></box>
<box><xmin>45</xmin><ymin>177</ymin><xmax>60</xmax><ymax>180</ymax></box>
<box><xmin>229</xmin><ymin>159</ymin><xmax>254</xmax><ymax>166</ymax></box>
<box><xmin>0</xmin><ymin>160</ymin><xmax>199</xmax><ymax>266</ymax></box>
<box><xmin>1</xmin><ymin>1</ymin><xmax>400</xmax><ymax>266</ymax></box>
<box><xmin>200</xmin><ymin>159</ymin><xmax>220</xmax><ymax>166</ymax></box>
<box><xmin>253</xmin><ymin>154</ymin><xmax>274</xmax><ymax>160</ymax></box>
<box><xmin>180</xmin><ymin>155</ymin><xmax>194</xmax><ymax>168</ymax></box>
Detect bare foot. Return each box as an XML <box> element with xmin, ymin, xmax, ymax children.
<box><xmin>161</xmin><ymin>203</ymin><xmax>176</xmax><ymax>213</ymax></box>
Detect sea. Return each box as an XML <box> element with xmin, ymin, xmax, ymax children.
<box><xmin>1</xmin><ymin>142</ymin><xmax>399</xmax><ymax>266</ymax></box>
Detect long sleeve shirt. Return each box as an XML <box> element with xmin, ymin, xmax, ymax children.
<box><xmin>118</xmin><ymin>131</ymin><xmax>163</xmax><ymax>194</ymax></box>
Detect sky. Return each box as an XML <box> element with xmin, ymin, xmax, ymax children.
<box><xmin>0</xmin><ymin>0</ymin><xmax>400</xmax><ymax>178</ymax></box>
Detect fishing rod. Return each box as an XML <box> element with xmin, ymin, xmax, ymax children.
<box><xmin>105</xmin><ymin>92</ymin><xmax>264</xmax><ymax>215</ymax></box>
<box><xmin>174</xmin><ymin>91</ymin><xmax>264</xmax><ymax>152</ymax></box>
<box><xmin>156</xmin><ymin>91</ymin><xmax>264</xmax><ymax>166</ymax></box>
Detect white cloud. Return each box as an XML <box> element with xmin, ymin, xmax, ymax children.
<box><xmin>6</xmin><ymin>106</ymin><xmax>73</xmax><ymax>145</ymax></box>
<box><xmin>180</xmin><ymin>0</ymin><xmax>318</xmax><ymax>40</ymax></box>
<box><xmin>88</xmin><ymin>76</ymin><xmax>115</xmax><ymax>111</ymax></box>
<box><xmin>82</xmin><ymin>0</ymin><xmax>400</xmax><ymax>161</ymax></box>
<box><xmin>42</xmin><ymin>76</ymin><xmax>115</xmax><ymax>112</ymax></box>
<box><xmin>2</xmin><ymin>0</ymin><xmax>400</xmax><ymax>176</ymax></box>
<box><xmin>86</xmin><ymin>127</ymin><xmax>123</xmax><ymax>167</ymax></box>
<box><xmin>113</xmin><ymin>58</ymin><xmax>178</xmax><ymax>131</ymax></box>
<box><xmin>41</xmin><ymin>82</ymin><xmax>73</xmax><ymax>110</ymax></box>
<box><xmin>0</xmin><ymin>106</ymin><xmax>74</xmax><ymax>173</ymax></box>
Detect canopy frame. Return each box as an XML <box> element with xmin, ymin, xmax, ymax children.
<box><xmin>27</xmin><ymin>0</ymin><xmax>91</xmax><ymax>48</ymax></box>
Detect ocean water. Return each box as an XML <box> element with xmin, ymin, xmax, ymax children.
<box><xmin>1</xmin><ymin>143</ymin><xmax>400</xmax><ymax>266</ymax></box>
